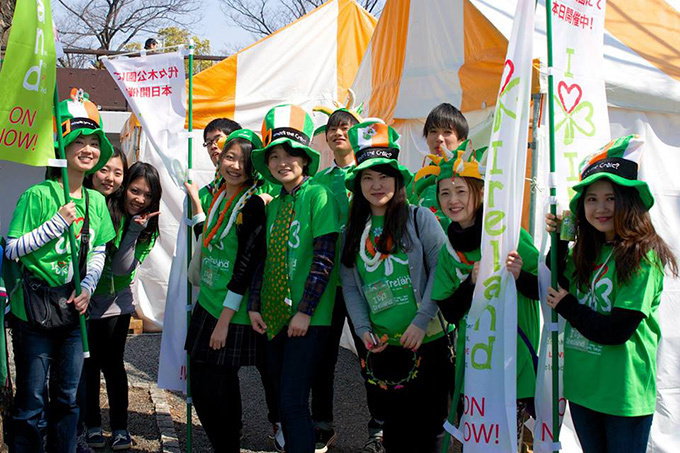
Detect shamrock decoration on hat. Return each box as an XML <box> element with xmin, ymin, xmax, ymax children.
<box><xmin>54</xmin><ymin>88</ymin><xmax>113</xmax><ymax>174</ymax></box>
<box><xmin>251</xmin><ymin>104</ymin><xmax>320</xmax><ymax>184</ymax></box>
<box><xmin>569</xmin><ymin>134</ymin><xmax>652</xmax><ymax>213</ymax></box>
<box><xmin>344</xmin><ymin>120</ymin><xmax>412</xmax><ymax>191</ymax></box>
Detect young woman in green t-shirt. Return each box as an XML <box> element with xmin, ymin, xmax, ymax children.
<box><xmin>340</xmin><ymin>120</ymin><xmax>450</xmax><ymax>453</ymax></box>
<box><xmin>545</xmin><ymin>136</ymin><xmax>678</xmax><ymax>453</ymax></box>
<box><xmin>249</xmin><ymin>105</ymin><xmax>340</xmax><ymax>453</ymax></box>
<box><xmin>184</xmin><ymin>129</ymin><xmax>279</xmax><ymax>452</ymax></box>
<box><xmin>83</xmin><ymin>161</ymin><xmax>161</xmax><ymax>450</ymax></box>
<box><xmin>428</xmin><ymin>145</ymin><xmax>540</xmax><ymax>445</ymax></box>
<box><xmin>5</xmin><ymin>91</ymin><xmax>117</xmax><ymax>452</ymax></box>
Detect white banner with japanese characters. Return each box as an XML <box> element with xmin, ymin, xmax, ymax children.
<box><xmin>448</xmin><ymin>1</ymin><xmax>534</xmax><ymax>451</ymax></box>
<box><xmin>102</xmin><ymin>51</ymin><xmax>188</xmax><ymax>186</ymax></box>
<box><xmin>533</xmin><ymin>2</ymin><xmax>610</xmax><ymax>452</ymax></box>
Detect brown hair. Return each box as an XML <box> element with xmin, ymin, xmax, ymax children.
<box><xmin>572</xmin><ymin>182</ymin><xmax>678</xmax><ymax>289</ymax></box>
<box><xmin>436</xmin><ymin>176</ymin><xmax>484</xmax><ymax>213</ymax></box>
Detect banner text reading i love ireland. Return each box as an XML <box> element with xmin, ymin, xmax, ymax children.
<box><xmin>455</xmin><ymin>0</ymin><xmax>535</xmax><ymax>451</ymax></box>
<box><xmin>0</xmin><ymin>0</ymin><xmax>57</xmax><ymax>167</ymax></box>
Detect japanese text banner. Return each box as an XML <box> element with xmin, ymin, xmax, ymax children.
<box><xmin>0</xmin><ymin>0</ymin><xmax>57</xmax><ymax>167</ymax></box>
<box><xmin>102</xmin><ymin>51</ymin><xmax>187</xmax><ymax>186</ymax></box>
<box><xmin>533</xmin><ymin>2</ymin><xmax>609</xmax><ymax>452</ymax></box>
<box><xmin>456</xmin><ymin>0</ymin><xmax>535</xmax><ymax>451</ymax></box>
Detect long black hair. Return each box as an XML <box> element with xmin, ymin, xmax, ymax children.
<box><xmin>218</xmin><ymin>137</ymin><xmax>257</xmax><ymax>185</ymax></box>
<box><xmin>110</xmin><ymin>162</ymin><xmax>162</xmax><ymax>243</ymax></box>
<box><xmin>84</xmin><ymin>147</ymin><xmax>129</xmax><ymax>200</ymax></box>
<box><xmin>341</xmin><ymin>164</ymin><xmax>411</xmax><ymax>268</ymax></box>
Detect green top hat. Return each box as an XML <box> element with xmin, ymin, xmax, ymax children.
<box><xmin>251</xmin><ymin>104</ymin><xmax>320</xmax><ymax>185</ymax></box>
<box><xmin>344</xmin><ymin>120</ymin><xmax>412</xmax><ymax>191</ymax></box>
<box><xmin>570</xmin><ymin>134</ymin><xmax>653</xmax><ymax>213</ymax></box>
<box><xmin>54</xmin><ymin>88</ymin><xmax>113</xmax><ymax>175</ymax></box>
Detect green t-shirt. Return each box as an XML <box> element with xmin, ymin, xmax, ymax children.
<box><xmin>311</xmin><ymin>163</ymin><xmax>354</xmax><ymax>227</ymax></box>
<box><xmin>196</xmin><ymin>191</ymin><xmax>253</xmax><ymax>325</ymax></box>
<box><xmin>94</xmin><ymin>216</ymin><xmax>156</xmax><ymax>296</ymax></box>
<box><xmin>563</xmin><ymin>245</ymin><xmax>663</xmax><ymax>416</ymax></box>
<box><xmin>356</xmin><ymin>216</ymin><xmax>443</xmax><ymax>345</ymax></box>
<box><xmin>407</xmin><ymin>176</ymin><xmax>450</xmax><ymax>230</ymax></box>
<box><xmin>431</xmin><ymin>228</ymin><xmax>540</xmax><ymax>399</ymax></box>
<box><xmin>263</xmin><ymin>179</ymin><xmax>340</xmax><ymax>326</ymax></box>
<box><xmin>198</xmin><ymin>185</ymin><xmax>214</xmax><ymax>213</ymax></box>
<box><xmin>8</xmin><ymin>180</ymin><xmax>116</xmax><ymax>321</ymax></box>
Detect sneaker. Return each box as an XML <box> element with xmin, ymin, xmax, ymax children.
<box><xmin>361</xmin><ymin>436</ymin><xmax>386</xmax><ymax>453</ymax></box>
<box><xmin>111</xmin><ymin>430</ymin><xmax>132</xmax><ymax>451</ymax></box>
<box><xmin>86</xmin><ymin>427</ymin><xmax>105</xmax><ymax>449</ymax></box>
<box><xmin>314</xmin><ymin>428</ymin><xmax>338</xmax><ymax>453</ymax></box>
<box><xmin>76</xmin><ymin>434</ymin><xmax>95</xmax><ymax>453</ymax></box>
<box><xmin>273</xmin><ymin>422</ymin><xmax>285</xmax><ymax>452</ymax></box>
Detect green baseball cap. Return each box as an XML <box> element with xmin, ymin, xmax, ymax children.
<box><xmin>570</xmin><ymin>135</ymin><xmax>653</xmax><ymax>213</ymax></box>
<box><xmin>344</xmin><ymin>120</ymin><xmax>412</xmax><ymax>191</ymax></box>
<box><xmin>54</xmin><ymin>89</ymin><xmax>113</xmax><ymax>175</ymax></box>
<box><xmin>251</xmin><ymin>104</ymin><xmax>320</xmax><ymax>185</ymax></box>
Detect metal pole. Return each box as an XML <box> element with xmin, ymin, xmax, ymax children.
<box><xmin>528</xmin><ymin>93</ymin><xmax>542</xmax><ymax>238</ymax></box>
<box><xmin>185</xmin><ymin>39</ymin><xmax>195</xmax><ymax>453</ymax></box>
<box><xmin>52</xmin><ymin>86</ymin><xmax>90</xmax><ymax>358</ymax></box>
<box><xmin>545</xmin><ymin>1</ymin><xmax>561</xmax><ymax>451</ymax></box>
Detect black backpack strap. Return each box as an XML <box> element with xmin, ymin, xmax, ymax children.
<box><xmin>77</xmin><ymin>189</ymin><xmax>90</xmax><ymax>277</ymax></box>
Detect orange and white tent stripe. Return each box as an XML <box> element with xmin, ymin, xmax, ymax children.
<box><xmin>351</xmin><ymin>0</ymin><xmax>507</xmax><ymax>124</ymax></box>
<box><xmin>191</xmin><ymin>0</ymin><xmax>376</xmax><ymax>131</ymax></box>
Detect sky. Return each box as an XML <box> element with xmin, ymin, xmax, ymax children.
<box><xmin>194</xmin><ymin>0</ymin><xmax>271</xmax><ymax>56</ymax></box>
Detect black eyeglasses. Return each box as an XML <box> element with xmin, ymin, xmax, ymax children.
<box><xmin>202</xmin><ymin>137</ymin><xmax>222</xmax><ymax>148</ymax></box>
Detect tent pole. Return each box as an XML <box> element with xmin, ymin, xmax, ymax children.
<box><xmin>185</xmin><ymin>39</ymin><xmax>195</xmax><ymax>453</ymax></box>
<box><xmin>545</xmin><ymin>2</ymin><xmax>561</xmax><ymax>452</ymax></box>
<box><xmin>52</xmin><ymin>86</ymin><xmax>91</xmax><ymax>359</ymax></box>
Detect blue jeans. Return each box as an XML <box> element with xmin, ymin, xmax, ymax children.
<box><xmin>570</xmin><ymin>401</ymin><xmax>653</xmax><ymax>453</ymax></box>
<box><xmin>9</xmin><ymin>319</ymin><xmax>84</xmax><ymax>453</ymax></box>
<box><xmin>267</xmin><ymin>327</ymin><xmax>328</xmax><ymax>453</ymax></box>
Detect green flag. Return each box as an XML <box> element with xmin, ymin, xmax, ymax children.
<box><xmin>0</xmin><ymin>0</ymin><xmax>57</xmax><ymax>166</ymax></box>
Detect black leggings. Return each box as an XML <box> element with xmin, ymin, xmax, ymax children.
<box><xmin>84</xmin><ymin>314</ymin><xmax>131</xmax><ymax>431</ymax></box>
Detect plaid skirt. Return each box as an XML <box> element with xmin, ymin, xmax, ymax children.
<box><xmin>184</xmin><ymin>302</ymin><xmax>264</xmax><ymax>367</ymax></box>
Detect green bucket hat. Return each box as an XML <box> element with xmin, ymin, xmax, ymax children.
<box><xmin>251</xmin><ymin>104</ymin><xmax>320</xmax><ymax>185</ymax></box>
<box><xmin>570</xmin><ymin>134</ymin><xmax>653</xmax><ymax>213</ymax></box>
<box><xmin>54</xmin><ymin>88</ymin><xmax>113</xmax><ymax>175</ymax></box>
<box><xmin>344</xmin><ymin>120</ymin><xmax>412</xmax><ymax>192</ymax></box>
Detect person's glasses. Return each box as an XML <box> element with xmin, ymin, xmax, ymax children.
<box><xmin>203</xmin><ymin>137</ymin><xmax>222</xmax><ymax>148</ymax></box>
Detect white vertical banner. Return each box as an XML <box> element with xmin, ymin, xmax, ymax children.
<box><xmin>456</xmin><ymin>0</ymin><xmax>534</xmax><ymax>451</ymax></box>
<box><xmin>533</xmin><ymin>2</ymin><xmax>609</xmax><ymax>451</ymax></box>
<box><xmin>102</xmin><ymin>51</ymin><xmax>189</xmax><ymax>187</ymax></box>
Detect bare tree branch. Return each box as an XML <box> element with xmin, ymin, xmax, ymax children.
<box><xmin>219</xmin><ymin>0</ymin><xmax>383</xmax><ymax>38</ymax></box>
<box><xmin>54</xmin><ymin>0</ymin><xmax>202</xmax><ymax>52</ymax></box>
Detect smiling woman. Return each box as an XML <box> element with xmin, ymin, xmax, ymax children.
<box><xmin>4</xmin><ymin>91</ymin><xmax>117</xmax><ymax>452</ymax></box>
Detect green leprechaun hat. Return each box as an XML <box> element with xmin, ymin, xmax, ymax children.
<box><xmin>54</xmin><ymin>88</ymin><xmax>113</xmax><ymax>174</ymax></box>
<box><xmin>251</xmin><ymin>104</ymin><xmax>320</xmax><ymax>185</ymax></box>
<box><xmin>570</xmin><ymin>134</ymin><xmax>652</xmax><ymax>213</ymax></box>
<box><xmin>344</xmin><ymin>120</ymin><xmax>412</xmax><ymax>191</ymax></box>
<box><xmin>216</xmin><ymin>129</ymin><xmax>264</xmax><ymax>181</ymax></box>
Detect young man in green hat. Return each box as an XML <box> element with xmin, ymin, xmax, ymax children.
<box><xmin>248</xmin><ymin>104</ymin><xmax>340</xmax><ymax>453</ymax></box>
<box><xmin>5</xmin><ymin>89</ymin><xmax>117</xmax><ymax>452</ymax></box>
